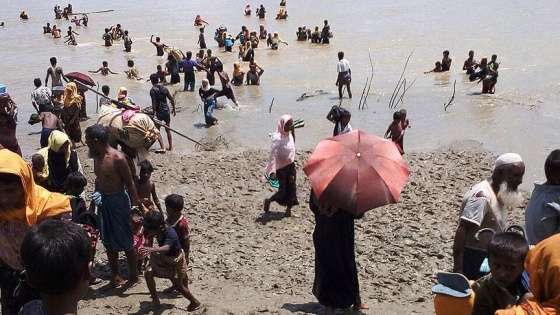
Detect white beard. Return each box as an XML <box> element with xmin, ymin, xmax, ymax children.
<box><xmin>496</xmin><ymin>182</ymin><xmax>523</xmax><ymax>208</ymax></box>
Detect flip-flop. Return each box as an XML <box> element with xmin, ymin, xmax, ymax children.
<box><xmin>154</xmin><ymin>149</ymin><xmax>166</xmax><ymax>154</ymax></box>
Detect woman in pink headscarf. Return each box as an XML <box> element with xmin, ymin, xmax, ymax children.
<box><xmin>264</xmin><ymin>114</ymin><xmax>299</xmax><ymax>217</ymax></box>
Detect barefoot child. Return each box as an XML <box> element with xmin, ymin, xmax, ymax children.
<box><xmin>89</xmin><ymin>61</ymin><xmax>118</xmax><ymax>75</ymax></box>
<box><xmin>399</xmin><ymin>108</ymin><xmax>410</xmax><ymax>153</ymax></box>
<box><xmin>136</xmin><ymin>160</ymin><xmax>163</xmax><ymax>212</ymax></box>
<box><xmin>471</xmin><ymin>232</ymin><xmax>531</xmax><ymax>315</ymax></box>
<box><xmin>124</xmin><ymin>60</ymin><xmax>143</xmax><ymax>80</ymax></box>
<box><xmin>131</xmin><ymin>207</ymin><xmax>147</xmax><ymax>273</ymax></box>
<box><xmin>19</xmin><ymin>220</ymin><xmax>92</xmax><ymax>315</ymax></box>
<box><xmin>384</xmin><ymin>111</ymin><xmax>404</xmax><ymax>154</ymax></box>
<box><xmin>139</xmin><ymin>211</ymin><xmax>200</xmax><ymax>310</ymax></box>
<box><xmin>164</xmin><ymin>194</ymin><xmax>191</xmax><ymax>291</ymax></box>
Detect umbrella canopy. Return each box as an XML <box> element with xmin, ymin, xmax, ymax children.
<box><xmin>65</xmin><ymin>72</ymin><xmax>95</xmax><ymax>86</ymax></box>
<box><xmin>303</xmin><ymin>130</ymin><xmax>410</xmax><ymax>215</ymax></box>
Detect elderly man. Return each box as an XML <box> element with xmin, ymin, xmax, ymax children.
<box><xmin>452</xmin><ymin>153</ymin><xmax>525</xmax><ymax>280</ymax></box>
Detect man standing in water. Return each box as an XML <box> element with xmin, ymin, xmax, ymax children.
<box><xmin>335</xmin><ymin>51</ymin><xmax>352</xmax><ymax>99</ymax></box>
<box><xmin>85</xmin><ymin>124</ymin><xmax>140</xmax><ymax>287</ymax></box>
<box><xmin>149</xmin><ymin>74</ymin><xmax>176</xmax><ymax>151</ymax></box>
<box><xmin>452</xmin><ymin>153</ymin><xmax>525</xmax><ymax>280</ymax></box>
<box><xmin>441</xmin><ymin>50</ymin><xmax>452</xmax><ymax>71</ymax></box>
<box><xmin>150</xmin><ymin>35</ymin><xmax>168</xmax><ymax>57</ymax></box>
<box><xmin>45</xmin><ymin>57</ymin><xmax>67</xmax><ymax>89</ymax></box>
<box><xmin>463</xmin><ymin>50</ymin><xmax>478</xmax><ymax>74</ymax></box>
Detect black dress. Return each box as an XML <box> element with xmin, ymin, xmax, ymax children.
<box><xmin>310</xmin><ymin>190</ymin><xmax>361</xmax><ymax>309</ymax></box>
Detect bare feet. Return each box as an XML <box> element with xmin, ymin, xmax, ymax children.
<box><xmin>124</xmin><ymin>277</ymin><xmax>141</xmax><ymax>289</ymax></box>
<box><xmin>110</xmin><ymin>276</ymin><xmax>126</xmax><ymax>288</ymax></box>
<box><xmin>187</xmin><ymin>300</ymin><xmax>201</xmax><ymax>312</ymax></box>
<box><xmin>264</xmin><ymin>199</ymin><xmax>271</xmax><ymax>213</ymax></box>
<box><xmin>353</xmin><ymin>302</ymin><xmax>369</xmax><ymax>310</ymax></box>
<box><xmin>285</xmin><ymin>207</ymin><xmax>292</xmax><ymax>217</ymax></box>
<box><xmin>152</xmin><ymin>298</ymin><xmax>161</xmax><ymax>307</ymax></box>
<box><xmin>167</xmin><ymin>147</ymin><xmax>174</xmax><ymax>151</ymax></box>
<box><xmin>162</xmin><ymin>286</ymin><xmax>176</xmax><ymax>293</ymax></box>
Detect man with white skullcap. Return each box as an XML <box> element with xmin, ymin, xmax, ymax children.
<box><xmin>453</xmin><ymin>153</ymin><xmax>525</xmax><ymax>280</ymax></box>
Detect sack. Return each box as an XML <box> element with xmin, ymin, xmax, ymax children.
<box><xmin>329</xmin><ymin>106</ymin><xmax>345</xmax><ymax>122</ymax></box>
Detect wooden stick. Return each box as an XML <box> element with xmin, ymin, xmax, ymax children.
<box><xmin>73</xmin><ymin>10</ymin><xmax>114</xmax><ymax>14</ymax></box>
<box><xmin>269</xmin><ymin>98</ymin><xmax>275</xmax><ymax>113</ymax></box>
<box><xmin>389</xmin><ymin>50</ymin><xmax>414</xmax><ymax>108</ymax></box>
<box><xmin>395</xmin><ymin>77</ymin><xmax>417</xmax><ymax>107</ymax></box>
<box><xmin>390</xmin><ymin>79</ymin><xmax>406</xmax><ymax>108</ymax></box>
<box><xmin>444</xmin><ymin>79</ymin><xmax>457</xmax><ymax>111</ymax></box>
<box><xmin>358</xmin><ymin>77</ymin><xmax>369</xmax><ymax>110</ymax></box>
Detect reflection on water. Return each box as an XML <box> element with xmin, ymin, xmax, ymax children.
<box><xmin>1</xmin><ymin>0</ymin><xmax>560</xmax><ymax>188</ymax></box>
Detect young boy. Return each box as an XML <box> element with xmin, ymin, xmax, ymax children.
<box><xmin>99</xmin><ymin>85</ymin><xmax>111</xmax><ymax>107</ymax></box>
<box><xmin>30</xmin><ymin>153</ymin><xmax>48</xmax><ymax>187</ymax></box>
<box><xmin>89</xmin><ymin>61</ymin><xmax>118</xmax><ymax>75</ymax></box>
<box><xmin>66</xmin><ymin>172</ymin><xmax>99</xmax><ymax>269</ymax></box>
<box><xmin>139</xmin><ymin>211</ymin><xmax>200</xmax><ymax>310</ymax></box>
<box><xmin>136</xmin><ymin>160</ymin><xmax>163</xmax><ymax>212</ymax></box>
<box><xmin>125</xmin><ymin>60</ymin><xmax>143</xmax><ymax>80</ymax></box>
<box><xmin>165</xmin><ymin>194</ymin><xmax>191</xmax><ymax>289</ymax></box>
<box><xmin>399</xmin><ymin>108</ymin><xmax>410</xmax><ymax>153</ymax></box>
<box><xmin>28</xmin><ymin>108</ymin><xmax>64</xmax><ymax>148</ymax></box>
<box><xmin>424</xmin><ymin>61</ymin><xmax>443</xmax><ymax>74</ymax></box>
<box><xmin>198</xmin><ymin>27</ymin><xmax>206</xmax><ymax>49</ymax></box>
<box><xmin>471</xmin><ymin>232</ymin><xmax>531</xmax><ymax>315</ymax></box>
<box><xmin>19</xmin><ymin>219</ymin><xmax>92</xmax><ymax>315</ymax></box>
<box><xmin>384</xmin><ymin>111</ymin><xmax>404</xmax><ymax>154</ymax></box>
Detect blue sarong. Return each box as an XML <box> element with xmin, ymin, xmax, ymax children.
<box><xmin>92</xmin><ymin>190</ymin><xmax>133</xmax><ymax>252</ymax></box>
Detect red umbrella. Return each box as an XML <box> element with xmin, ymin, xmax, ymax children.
<box><xmin>303</xmin><ymin>130</ymin><xmax>410</xmax><ymax>215</ymax></box>
<box><xmin>65</xmin><ymin>72</ymin><xmax>95</xmax><ymax>86</ymax></box>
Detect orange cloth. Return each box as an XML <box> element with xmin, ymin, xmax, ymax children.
<box><xmin>434</xmin><ymin>293</ymin><xmax>476</xmax><ymax>315</ymax></box>
<box><xmin>0</xmin><ymin>149</ymin><xmax>70</xmax><ymax>227</ymax></box>
<box><xmin>495</xmin><ymin>233</ymin><xmax>560</xmax><ymax>315</ymax></box>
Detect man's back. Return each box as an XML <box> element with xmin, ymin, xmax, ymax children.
<box><xmin>525</xmin><ymin>182</ymin><xmax>560</xmax><ymax>245</ymax></box>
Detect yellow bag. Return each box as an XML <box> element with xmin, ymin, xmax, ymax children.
<box><xmin>432</xmin><ymin>272</ymin><xmax>475</xmax><ymax>315</ymax></box>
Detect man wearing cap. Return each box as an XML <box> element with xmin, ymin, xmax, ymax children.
<box><xmin>452</xmin><ymin>153</ymin><xmax>525</xmax><ymax>280</ymax></box>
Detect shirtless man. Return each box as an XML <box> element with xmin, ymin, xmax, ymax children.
<box><xmin>89</xmin><ymin>61</ymin><xmax>118</xmax><ymax>75</ymax></box>
<box><xmin>463</xmin><ymin>50</ymin><xmax>478</xmax><ymax>75</ymax></box>
<box><xmin>102</xmin><ymin>28</ymin><xmax>113</xmax><ymax>47</ymax></box>
<box><xmin>85</xmin><ymin>124</ymin><xmax>140</xmax><ymax>287</ymax></box>
<box><xmin>45</xmin><ymin>57</ymin><xmax>67</xmax><ymax>89</ymax></box>
<box><xmin>150</xmin><ymin>35</ymin><xmax>168</xmax><ymax>57</ymax></box>
<box><xmin>441</xmin><ymin>50</ymin><xmax>452</xmax><ymax>72</ymax></box>
<box><xmin>214</xmin><ymin>63</ymin><xmax>239</xmax><ymax>106</ymax></box>
<box><xmin>28</xmin><ymin>108</ymin><xmax>64</xmax><ymax>148</ymax></box>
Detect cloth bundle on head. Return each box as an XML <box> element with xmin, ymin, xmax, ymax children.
<box><xmin>0</xmin><ymin>149</ymin><xmax>70</xmax><ymax>227</ymax></box>
<box><xmin>63</xmin><ymin>82</ymin><xmax>82</xmax><ymax>108</ymax></box>
<box><xmin>37</xmin><ymin>130</ymin><xmax>72</xmax><ymax>180</ymax></box>
<box><xmin>493</xmin><ymin>153</ymin><xmax>523</xmax><ymax>171</ymax></box>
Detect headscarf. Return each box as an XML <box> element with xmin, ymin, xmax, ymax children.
<box><xmin>495</xmin><ymin>233</ymin><xmax>560</xmax><ymax>314</ymax></box>
<box><xmin>63</xmin><ymin>82</ymin><xmax>82</xmax><ymax>108</ymax></box>
<box><xmin>37</xmin><ymin>130</ymin><xmax>78</xmax><ymax>192</ymax></box>
<box><xmin>0</xmin><ymin>149</ymin><xmax>70</xmax><ymax>227</ymax></box>
<box><xmin>201</xmin><ymin>78</ymin><xmax>210</xmax><ymax>91</ymax></box>
<box><xmin>233</xmin><ymin>61</ymin><xmax>243</xmax><ymax>77</ymax></box>
<box><xmin>264</xmin><ymin>114</ymin><xmax>295</xmax><ymax>175</ymax></box>
<box><xmin>243</xmin><ymin>41</ymin><xmax>252</xmax><ymax>59</ymax></box>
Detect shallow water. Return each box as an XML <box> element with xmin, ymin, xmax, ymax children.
<box><xmin>1</xmin><ymin>0</ymin><xmax>559</xmax><ymax>189</ymax></box>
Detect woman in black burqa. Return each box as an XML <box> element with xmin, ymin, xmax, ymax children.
<box><xmin>309</xmin><ymin>190</ymin><xmax>368</xmax><ymax>313</ymax></box>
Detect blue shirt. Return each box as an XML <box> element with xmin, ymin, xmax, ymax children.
<box><xmin>157</xmin><ymin>226</ymin><xmax>182</xmax><ymax>257</ymax></box>
<box><xmin>179</xmin><ymin>59</ymin><xmax>200</xmax><ymax>73</ymax></box>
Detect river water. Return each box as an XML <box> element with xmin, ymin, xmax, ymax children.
<box><xmin>1</xmin><ymin>0</ymin><xmax>559</xmax><ymax>188</ymax></box>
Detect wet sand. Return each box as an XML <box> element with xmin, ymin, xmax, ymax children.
<box><xmin>74</xmin><ymin>139</ymin><xmax>528</xmax><ymax>314</ymax></box>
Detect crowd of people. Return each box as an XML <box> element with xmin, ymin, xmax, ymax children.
<box><xmin>5</xmin><ymin>2</ymin><xmax>559</xmax><ymax>315</ymax></box>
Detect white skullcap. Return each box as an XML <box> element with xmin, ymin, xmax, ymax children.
<box><xmin>493</xmin><ymin>153</ymin><xmax>523</xmax><ymax>171</ymax></box>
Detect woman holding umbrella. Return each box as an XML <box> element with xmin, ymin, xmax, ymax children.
<box><xmin>309</xmin><ymin>191</ymin><xmax>368</xmax><ymax>313</ymax></box>
<box><xmin>264</xmin><ymin>114</ymin><xmax>299</xmax><ymax>217</ymax></box>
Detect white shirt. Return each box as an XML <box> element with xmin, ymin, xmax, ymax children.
<box><xmin>337</xmin><ymin>59</ymin><xmax>350</xmax><ymax>73</ymax></box>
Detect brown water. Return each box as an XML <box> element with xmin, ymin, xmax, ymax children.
<box><xmin>1</xmin><ymin>0</ymin><xmax>559</xmax><ymax>188</ymax></box>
